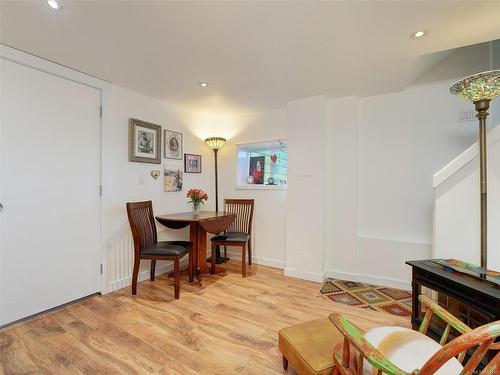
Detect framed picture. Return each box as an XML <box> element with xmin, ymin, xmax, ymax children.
<box><xmin>249</xmin><ymin>156</ymin><xmax>265</xmax><ymax>184</ymax></box>
<box><xmin>164</xmin><ymin>129</ymin><xmax>183</xmax><ymax>159</ymax></box>
<box><xmin>164</xmin><ymin>167</ymin><xmax>183</xmax><ymax>192</ymax></box>
<box><xmin>128</xmin><ymin>118</ymin><xmax>161</xmax><ymax>164</ymax></box>
<box><xmin>184</xmin><ymin>153</ymin><xmax>202</xmax><ymax>173</ymax></box>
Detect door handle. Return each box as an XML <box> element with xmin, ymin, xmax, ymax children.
<box><xmin>0</xmin><ymin>203</ymin><xmax>3</xmax><ymax>212</ymax></box>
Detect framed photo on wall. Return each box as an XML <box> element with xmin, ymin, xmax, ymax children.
<box><xmin>164</xmin><ymin>129</ymin><xmax>183</xmax><ymax>159</ymax></box>
<box><xmin>164</xmin><ymin>167</ymin><xmax>183</xmax><ymax>192</ymax></box>
<box><xmin>128</xmin><ymin>118</ymin><xmax>161</xmax><ymax>164</ymax></box>
<box><xmin>184</xmin><ymin>153</ymin><xmax>202</xmax><ymax>173</ymax></box>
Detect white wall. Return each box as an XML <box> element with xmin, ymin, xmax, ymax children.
<box><xmin>325</xmin><ymin>96</ymin><xmax>358</xmax><ymax>276</ymax></box>
<box><xmin>285</xmin><ymin>96</ymin><xmax>327</xmax><ymax>281</ymax></box>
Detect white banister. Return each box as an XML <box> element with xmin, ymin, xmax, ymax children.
<box><xmin>433</xmin><ymin>123</ymin><xmax>500</xmax><ymax>187</ymax></box>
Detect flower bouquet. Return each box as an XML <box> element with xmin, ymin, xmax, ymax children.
<box><xmin>186</xmin><ymin>188</ymin><xmax>208</xmax><ymax>215</ymax></box>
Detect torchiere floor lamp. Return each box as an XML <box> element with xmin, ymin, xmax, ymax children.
<box><xmin>205</xmin><ymin>136</ymin><xmax>227</xmax><ymax>263</ymax></box>
<box><xmin>450</xmin><ymin>70</ymin><xmax>499</xmax><ymax>277</ymax></box>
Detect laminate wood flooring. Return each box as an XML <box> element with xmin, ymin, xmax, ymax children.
<box><xmin>0</xmin><ymin>261</ymin><xmax>409</xmax><ymax>374</ymax></box>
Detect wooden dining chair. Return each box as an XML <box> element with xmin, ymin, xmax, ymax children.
<box><xmin>126</xmin><ymin>201</ymin><xmax>194</xmax><ymax>299</ymax></box>
<box><xmin>210</xmin><ymin>199</ymin><xmax>254</xmax><ymax>277</ymax></box>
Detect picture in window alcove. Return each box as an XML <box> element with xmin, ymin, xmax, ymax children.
<box><xmin>249</xmin><ymin>156</ymin><xmax>265</xmax><ymax>184</ymax></box>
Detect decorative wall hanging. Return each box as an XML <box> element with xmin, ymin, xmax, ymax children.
<box><xmin>164</xmin><ymin>167</ymin><xmax>183</xmax><ymax>192</ymax></box>
<box><xmin>150</xmin><ymin>170</ymin><xmax>160</xmax><ymax>180</ymax></box>
<box><xmin>164</xmin><ymin>129</ymin><xmax>183</xmax><ymax>159</ymax></box>
<box><xmin>184</xmin><ymin>153</ymin><xmax>202</xmax><ymax>173</ymax></box>
<box><xmin>128</xmin><ymin>118</ymin><xmax>161</xmax><ymax>164</ymax></box>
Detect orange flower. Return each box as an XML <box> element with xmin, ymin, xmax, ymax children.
<box><xmin>187</xmin><ymin>188</ymin><xmax>208</xmax><ymax>204</ymax></box>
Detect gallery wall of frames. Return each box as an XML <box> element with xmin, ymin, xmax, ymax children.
<box><xmin>128</xmin><ymin>118</ymin><xmax>202</xmax><ymax>193</ymax></box>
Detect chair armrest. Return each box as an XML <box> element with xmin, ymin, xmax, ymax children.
<box><xmin>418</xmin><ymin>295</ymin><xmax>471</xmax><ymax>335</ymax></box>
<box><xmin>419</xmin><ymin>321</ymin><xmax>500</xmax><ymax>375</ymax></box>
<box><xmin>328</xmin><ymin>313</ymin><xmax>410</xmax><ymax>375</ymax></box>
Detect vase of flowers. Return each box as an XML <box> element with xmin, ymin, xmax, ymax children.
<box><xmin>187</xmin><ymin>188</ymin><xmax>208</xmax><ymax>215</ymax></box>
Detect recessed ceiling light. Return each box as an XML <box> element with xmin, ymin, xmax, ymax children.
<box><xmin>43</xmin><ymin>0</ymin><xmax>62</xmax><ymax>10</ymax></box>
<box><xmin>410</xmin><ymin>30</ymin><xmax>427</xmax><ymax>39</ymax></box>
<box><xmin>198</xmin><ymin>82</ymin><xmax>209</xmax><ymax>88</ymax></box>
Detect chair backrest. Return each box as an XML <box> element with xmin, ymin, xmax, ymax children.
<box><xmin>126</xmin><ymin>201</ymin><xmax>157</xmax><ymax>253</ymax></box>
<box><xmin>224</xmin><ymin>199</ymin><xmax>254</xmax><ymax>235</ymax></box>
<box><xmin>417</xmin><ymin>295</ymin><xmax>500</xmax><ymax>374</ymax></box>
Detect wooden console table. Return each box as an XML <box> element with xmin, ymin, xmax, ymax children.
<box><xmin>406</xmin><ymin>259</ymin><xmax>500</xmax><ymax>334</ymax></box>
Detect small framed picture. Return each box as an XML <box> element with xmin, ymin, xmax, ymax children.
<box><xmin>164</xmin><ymin>167</ymin><xmax>183</xmax><ymax>192</ymax></box>
<box><xmin>128</xmin><ymin>118</ymin><xmax>161</xmax><ymax>164</ymax></box>
<box><xmin>164</xmin><ymin>129</ymin><xmax>183</xmax><ymax>159</ymax></box>
<box><xmin>184</xmin><ymin>153</ymin><xmax>202</xmax><ymax>173</ymax></box>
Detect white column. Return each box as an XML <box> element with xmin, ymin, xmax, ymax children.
<box><xmin>285</xmin><ymin>95</ymin><xmax>327</xmax><ymax>281</ymax></box>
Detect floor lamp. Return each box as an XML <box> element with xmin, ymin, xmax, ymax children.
<box><xmin>450</xmin><ymin>70</ymin><xmax>500</xmax><ymax>277</ymax></box>
<box><xmin>205</xmin><ymin>136</ymin><xmax>227</xmax><ymax>263</ymax></box>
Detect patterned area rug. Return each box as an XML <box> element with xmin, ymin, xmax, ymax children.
<box><xmin>317</xmin><ymin>278</ymin><xmax>412</xmax><ymax>317</ymax></box>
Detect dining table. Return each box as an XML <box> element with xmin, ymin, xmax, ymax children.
<box><xmin>155</xmin><ymin>211</ymin><xmax>236</xmax><ymax>282</ymax></box>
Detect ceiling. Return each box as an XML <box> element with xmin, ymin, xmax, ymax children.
<box><xmin>1</xmin><ymin>1</ymin><xmax>500</xmax><ymax>112</ymax></box>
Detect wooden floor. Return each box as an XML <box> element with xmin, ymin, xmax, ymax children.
<box><xmin>0</xmin><ymin>261</ymin><xmax>409</xmax><ymax>374</ymax></box>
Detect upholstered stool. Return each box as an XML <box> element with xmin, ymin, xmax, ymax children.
<box><xmin>278</xmin><ymin>317</ymin><xmax>343</xmax><ymax>375</ymax></box>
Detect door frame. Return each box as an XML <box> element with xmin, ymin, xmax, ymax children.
<box><xmin>0</xmin><ymin>44</ymin><xmax>109</xmax><ymax>303</ymax></box>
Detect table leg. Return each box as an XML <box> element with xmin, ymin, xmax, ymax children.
<box><xmin>197</xmin><ymin>225</ymin><xmax>208</xmax><ymax>274</ymax></box>
<box><xmin>197</xmin><ymin>225</ymin><xmax>226</xmax><ymax>275</ymax></box>
<box><xmin>190</xmin><ymin>222</ymin><xmax>201</xmax><ymax>285</ymax></box>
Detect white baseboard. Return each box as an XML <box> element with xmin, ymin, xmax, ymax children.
<box><xmin>284</xmin><ymin>267</ymin><xmax>324</xmax><ymax>282</ymax></box>
<box><xmin>323</xmin><ymin>269</ymin><xmax>411</xmax><ymax>291</ymax></box>
<box><xmin>224</xmin><ymin>249</ymin><xmax>285</xmax><ymax>269</ymax></box>
<box><xmin>108</xmin><ymin>259</ymin><xmax>188</xmax><ymax>293</ymax></box>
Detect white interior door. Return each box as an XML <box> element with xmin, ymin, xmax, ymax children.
<box><xmin>0</xmin><ymin>58</ymin><xmax>101</xmax><ymax>325</ymax></box>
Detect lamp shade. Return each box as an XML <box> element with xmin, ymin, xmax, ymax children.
<box><xmin>205</xmin><ymin>137</ymin><xmax>226</xmax><ymax>150</ymax></box>
<box><xmin>450</xmin><ymin>70</ymin><xmax>500</xmax><ymax>103</ymax></box>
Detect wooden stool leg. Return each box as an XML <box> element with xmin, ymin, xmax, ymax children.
<box><xmin>174</xmin><ymin>257</ymin><xmax>180</xmax><ymax>299</ymax></box>
<box><xmin>150</xmin><ymin>259</ymin><xmax>156</xmax><ymax>281</ymax></box>
<box><xmin>282</xmin><ymin>356</ymin><xmax>288</xmax><ymax>370</ymax></box>
<box><xmin>242</xmin><ymin>244</ymin><xmax>246</xmax><ymax>277</ymax></box>
<box><xmin>188</xmin><ymin>251</ymin><xmax>193</xmax><ymax>283</ymax></box>
<box><xmin>211</xmin><ymin>241</ymin><xmax>216</xmax><ymax>274</ymax></box>
<box><xmin>131</xmin><ymin>256</ymin><xmax>140</xmax><ymax>295</ymax></box>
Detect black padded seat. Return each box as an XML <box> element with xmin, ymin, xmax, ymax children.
<box><xmin>211</xmin><ymin>231</ymin><xmax>250</xmax><ymax>242</ymax></box>
<box><xmin>140</xmin><ymin>241</ymin><xmax>191</xmax><ymax>256</ymax></box>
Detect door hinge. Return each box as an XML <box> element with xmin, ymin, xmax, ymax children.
<box><xmin>99</xmin><ymin>185</ymin><xmax>103</xmax><ymax>196</ymax></box>
<box><xmin>99</xmin><ymin>106</ymin><xmax>103</xmax><ymax>118</ymax></box>
<box><xmin>100</xmin><ymin>264</ymin><xmax>103</xmax><ymax>275</ymax></box>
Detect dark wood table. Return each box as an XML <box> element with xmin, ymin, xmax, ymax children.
<box><xmin>155</xmin><ymin>211</ymin><xmax>236</xmax><ymax>280</ymax></box>
<box><xmin>406</xmin><ymin>259</ymin><xmax>500</xmax><ymax>331</ymax></box>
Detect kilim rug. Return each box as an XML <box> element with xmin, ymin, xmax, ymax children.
<box><xmin>317</xmin><ymin>278</ymin><xmax>412</xmax><ymax>318</ymax></box>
